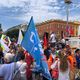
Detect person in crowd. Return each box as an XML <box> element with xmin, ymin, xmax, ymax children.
<box><xmin>24</xmin><ymin>51</ymin><xmax>33</xmax><ymax>80</ymax></box>
<box><xmin>67</xmin><ymin>50</ymin><xmax>76</xmax><ymax>80</ymax></box>
<box><xmin>9</xmin><ymin>43</ymin><xmax>14</xmax><ymax>51</ymax></box>
<box><xmin>15</xmin><ymin>51</ymin><xmax>27</xmax><ymax>80</ymax></box>
<box><xmin>11</xmin><ymin>38</ymin><xmax>17</xmax><ymax>46</ymax></box>
<box><xmin>15</xmin><ymin>45</ymin><xmax>24</xmax><ymax>62</ymax></box>
<box><xmin>51</xmin><ymin>50</ymin><xmax>70</xmax><ymax>80</ymax></box>
<box><xmin>61</xmin><ymin>38</ymin><xmax>66</xmax><ymax>44</ymax></box>
<box><xmin>48</xmin><ymin>43</ymin><xmax>57</xmax><ymax>68</ymax></box>
<box><xmin>4</xmin><ymin>52</ymin><xmax>14</xmax><ymax>63</ymax></box>
<box><xmin>9</xmin><ymin>42</ymin><xmax>16</xmax><ymax>52</ymax></box>
<box><xmin>75</xmin><ymin>49</ymin><xmax>80</xmax><ymax>69</ymax></box>
<box><xmin>44</xmin><ymin>43</ymin><xmax>51</xmax><ymax>60</ymax></box>
<box><xmin>48</xmin><ymin>43</ymin><xmax>58</xmax><ymax>79</ymax></box>
<box><xmin>49</xmin><ymin>32</ymin><xmax>56</xmax><ymax>44</ymax></box>
<box><xmin>0</xmin><ymin>52</ymin><xmax>15</xmax><ymax>80</ymax></box>
<box><xmin>10</xmin><ymin>49</ymin><xmax>17</xmax><ymax>62</ymax></box>
<box><xmin>75</xmin><ymin>49</ymin><xmax>80</xmax><ymax>80</ymax></box>
<box><xmin>0</xmin><ymin>50</ymin><xmax>27</xmax><ymax>80</ymax></box>
<box><xmin>0</xmin><ymin>47</ymin><xmax>4</xmax><ymax>64</ymax></box>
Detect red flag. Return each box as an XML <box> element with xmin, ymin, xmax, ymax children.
<box><xmin>43</xmin><ymin>33</ymin><xmax>48</xmax><ymax>49</ymax></box>
<box><xmin>66</xmin><ymin>26</ymin><xmax>70</xmax><ymax>37</ymax></box>
<box><xmin>61</xmin><ymin>31</ymin><xmax>66</xmax><ymax>39</ymax></box>
<box><xmin>66</xmin><ymin>26</ymin><xmax>74</xmax><ymax>37</ymax></box>
<box><xmin>69</xmin><ymin>27</ymin><xmax>74</xmax><ymax>35</ymax></box>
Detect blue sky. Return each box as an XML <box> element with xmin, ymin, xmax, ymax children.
<box><xmin>0</xmin><ymin>0</ymin><xmax>80</xmax><ymax>31</ymax></box>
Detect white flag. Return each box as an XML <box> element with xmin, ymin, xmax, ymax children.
<box><xmin>17</xmin><ymin>29</ymin><xmax>23</xmax><ymax>45</ymax></box>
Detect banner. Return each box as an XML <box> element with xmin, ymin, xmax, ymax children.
<box><xmin>21</xmin><ymin>17</ymin><xmax>52</xmax><ymax>80</ymax></box>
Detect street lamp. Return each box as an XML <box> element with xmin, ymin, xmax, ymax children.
<box><xmin>64</xmin><ymin>0</ymin><xmax>72</xmax><ymax>37</ymax></box>
<box><xmin>65</xmin><ymin>0</ymin><xmax>72</xmax><ymax>4</ymax></box>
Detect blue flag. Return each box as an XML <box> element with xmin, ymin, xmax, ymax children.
<box><xmin>21</xmin><ymin>17</ymin><xmax>52</xmax><ymax>80</ymax></box>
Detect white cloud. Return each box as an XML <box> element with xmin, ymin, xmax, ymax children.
<box><xmin>60</xmin><ymin>1</ymin><xmax>64</xmax><ymax>4</ymax></box>
<box><xmin>0</xmin><ymin>0</ymin><xmax>29</xmax><ymax>8</ymax></box>
<box><xmin>0</xmin><ymin>0</ymin><xmax>80</xmax><ymax>26</ymax></box>
<box><xmin>76</xmin><ymin>4</ymin><xmax>80</xmax><ymax>8</ymax></box>
<box><xmin>47</xmin><ymin>0</ymin><xmax>58</xmax><ymax>4</ymax></box>
<box><xmin>10</xmin><ymin>10</ymin><xmax>63</xmax><ymax>24</ymax></box>
<box><xmin>53</xmin><ymin>6</ymin><xmax>61</xmax><ymax>10</ymax></box>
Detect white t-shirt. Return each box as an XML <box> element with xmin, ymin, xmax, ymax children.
<box><xmin>16</xmin><ymin>61</ymin><xmax>27</xmax><ymax>80</ymax></box>
<box><xmin>51</xmin><ymin>60</ymin><xmax>70</xmax><ymax>80</ymax></box>
<box><xmin>50</xmin><ymin>33</ymin><xmax>56</xmax><ymax>43</ymax></box>
<box><xmin>61</xmin><ymin>39</ymin><xmax>66</xmax><ymax>44</ymax></box>
<box><xmin>58</xmin><ymin>61</ymin><xmax>70</xmax><ymax>80</ymax></box>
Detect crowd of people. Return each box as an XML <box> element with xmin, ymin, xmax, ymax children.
<box><xmin>44</xmin><ymin>42</ymin><xmax>80</xmax><ymax>80</ymax></box>
<box><xmin>0</xmin><ymin>36</ymin><xmax>36</xmax><ymax>80</ymax></box>
<box><xmin>0</xmin><ymin>32</ymin><xmax>80</xmax><ymax>80</ymax></box>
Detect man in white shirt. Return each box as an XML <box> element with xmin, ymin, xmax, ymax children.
<box><xmin>49</xmin><ymin>32</ymin><xmax>56</xmax><ymax>44</ymax></box>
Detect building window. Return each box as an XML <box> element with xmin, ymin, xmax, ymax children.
<box><xmin>53</xmin><ymin>24</ymin><xmax>55</xmax><ymax>27</ymax></box>
<box><xmin>76</xmin><ymin>26</ymin><xmax>78</xmax><ymax>36</ymax></box>
<box><xmin>47</xmin><ymin>26</ymin><xmax>48</xmax><ymax>29</ymax></box>
<box><xmin>57</xmin><ymin>24</ymin><xmax>59</xmax><ymax>28</ymax></box>
<box><xmin>59</xmin><ymin>24</ymin><xmax>62</xmax><ymax>29</ymax></box>
<box><xmin>62</xmin><ymin>25</ymin><xmax>64</xmax><ymax>29</ymax></box>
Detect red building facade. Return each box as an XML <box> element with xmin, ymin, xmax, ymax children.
<box><xmin>36</xmin><ymin>20</ymin><xmax>80</xmax><ymax>39</ymax></box>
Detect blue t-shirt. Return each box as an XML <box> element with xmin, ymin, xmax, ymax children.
<box><xmin>76</xmin><ymin>55</ymin><xmax>80</xmax><ymax>69</ymax></box>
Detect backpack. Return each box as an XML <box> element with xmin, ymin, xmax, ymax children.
<box><xmin>75</xmin><ymin>70</ymin><xmax>80</xmax><ymax>80</ymax></box>
<box><xmin>12</xmin><ymin>63</ymin><xmax>23</xmax><ymax>80</ymax></box>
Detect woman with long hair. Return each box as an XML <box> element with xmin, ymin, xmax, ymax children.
<box><xmin>51</xmin><ymin>50</ymin><xmax>70</xmax><ymax>80</ymax></box>
<box><xmin>58</xmin><ymin>51</ymin><xmax>68</xmax><ymax>72</ymax></box>
<box><xmin>67</xmin><ymin>50</ymin><xmax>76</xmax><ymax>80</ymax></box>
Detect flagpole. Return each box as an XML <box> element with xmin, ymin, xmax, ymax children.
<box><xmin>65</xmin><ymin>0</ymin><xmax>72</xmax><ymax>37</ymax></box>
